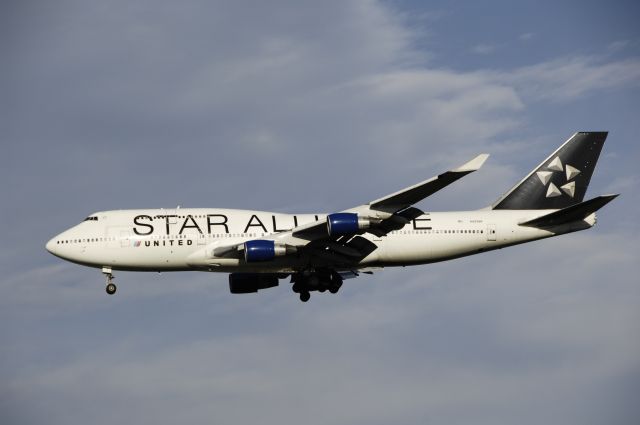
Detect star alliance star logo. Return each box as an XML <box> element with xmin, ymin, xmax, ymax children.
<box><xmin>536</xmin><ymin>156</ymin><xmax>580</xmax><ymax>198</ymax></box>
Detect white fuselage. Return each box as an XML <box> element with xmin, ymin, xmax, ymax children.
<box><xmin>45</xmin><ymin>208</ymin><xmax>592</xmax><ymax>273</ymax></box>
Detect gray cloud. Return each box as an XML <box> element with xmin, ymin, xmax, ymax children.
<box><xmin>2</xmin><ymin>1</ymin><xmax>639</xmax><ymax>424</ymax></box>
<box><xmin>4</xmin><ymin>233</ymin><xmax>639</xmax><ymax>425</ymax></box>
<box><xmin>502</xmin><ymin>56</ymin><xmax>640</xmax><ymax>102</ymax></box>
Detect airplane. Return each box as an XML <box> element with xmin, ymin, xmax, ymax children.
<box><xmin>46</xmin><ymin>132</ymin><xmax>618</xmax><ymax>302</ymax></box>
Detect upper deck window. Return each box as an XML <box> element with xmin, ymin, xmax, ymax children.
<box><xmin>84</xmin><ymin>216</ymin><xmax>98</xmax><ymax>221</ymax></box>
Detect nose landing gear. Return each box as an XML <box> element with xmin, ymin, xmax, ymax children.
<box><xmin>102</xmin><ymin>266</ymin><xmax>117</xmax><ymax>295</ymax></box>
<box><xmin>106</xmin><ymin>282</ymin><xmax>117</xmax><ymax>295</ymax></box>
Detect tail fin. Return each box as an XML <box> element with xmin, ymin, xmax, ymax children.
<box><xmin>492</xmin><ymin>132</ymin><xmax>607</xmax><ymax>210</ymax></box>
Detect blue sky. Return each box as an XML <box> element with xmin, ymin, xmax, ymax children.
<box><xmin>2</xmin><ymin>1</ymin><xmax>639</xmax><ymax>424</ymax></box>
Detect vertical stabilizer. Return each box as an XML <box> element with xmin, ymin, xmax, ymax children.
<box><xmin>493</xmin><ymin>132</ymin><xmax>607</xmax><ymax>210</ymax></box>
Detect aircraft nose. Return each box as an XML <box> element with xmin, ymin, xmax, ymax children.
<box><xmin>46</xmin><ymin>237</ymin><xmax>57</xmax><ymax>255</ymax></box>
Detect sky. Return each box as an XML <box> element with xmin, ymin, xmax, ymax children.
<box><xmin>1</xmin><ymin>0</ymin><xmax>639</xmax><ymax>424</ymax></box>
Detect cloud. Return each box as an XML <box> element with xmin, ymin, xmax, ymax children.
<box><xmin>519</xmin><ymin>32</ymin><xmax>535</xmax><ymax>41</ymax></box>
<box><xmin>5</xmin><ymin>232</ymin><xmax>639</xmax><ymax>425</ymax></box>
<box><xmin>608</xmin><ymin>39</ymin><xmax>630</xmax><ymax>52</ymax></box>
<box><xmin>2</xmin><ymin>1</ymin><xmax>640</xmax><ymax>425</ymax></box>
<box><xmin>472</xmin><ymin>43</ymin><xmax>499</xmax><ymax>54</ymax></box>
<box><xmin>502</xmin><ymin>56</ymin><xmax>640</xmax><ymax>102</ymax></box>
<box><xmin>2</xmin><ymin>0</ymin><xmax>541</xmax><ymax>218</ymax></box>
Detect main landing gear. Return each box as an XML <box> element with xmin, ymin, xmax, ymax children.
<box><xmin>299</xmin><ymin>291</ymin><xmax>311</xmax><ymax>302</ymax></box>
<box><xmin>102</xmin><ymin>266</ymin><xmax>117</xmax><ymax>295</ymax></box>
<box><xmin>291</xmin><ymin>270</ymin><xmax>343</xmax><ymax>302</ymax></box>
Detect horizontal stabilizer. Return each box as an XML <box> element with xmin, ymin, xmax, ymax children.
<box><xmin>519</xmin><ymin>194</ymin><xmax>618</xmax><ymax>228</ymax></box>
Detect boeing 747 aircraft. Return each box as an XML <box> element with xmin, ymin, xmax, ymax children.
<box><xmin>46</xmin><ymin>132</ymin><xmax>617</xmax><ymax>302</ymax></box>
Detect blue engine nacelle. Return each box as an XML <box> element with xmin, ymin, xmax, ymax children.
<box><xmin>244</xmin><ymin>240</ymin><xmax>287</xmax><ymax>262</ymax></box>
<box><xmin>326</xmin><ymin>213</ymin><xmax>370</xmax><ymax>236</ymax></box>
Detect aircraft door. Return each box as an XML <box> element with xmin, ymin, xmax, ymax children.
<box><xmin>106</xmin><ymin>226</ymin><xmax>130</xmax><ymax>248</ymax></box>
<box><xmin>120</xmin><ymin>230</ymin><xmax>131</xmax><ymax>247</ymax></box>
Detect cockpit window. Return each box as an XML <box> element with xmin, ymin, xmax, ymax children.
<box><xmin>84</xmin><ymin>216</ymin><xmax>98</xmax><ymax>221</ymax></box>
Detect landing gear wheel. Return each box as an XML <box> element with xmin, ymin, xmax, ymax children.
<box><xmin>106</xmin><ymin>283</ymin><xmax>117</xmax><ymax>295</ymax></box>
<box><xmin>329</xmin><ymin>285</ymin><xmax>340</xmax><ymax>294</ymax></box>
<box><xmin>299</xmin><ymin>292</ymin><xmax>311</xmax><ymax>302</ymax></box>
<box><xmin>102</xmin><ymin>267</ymin><xmax>116</xmax><ymax>296</ymax></box>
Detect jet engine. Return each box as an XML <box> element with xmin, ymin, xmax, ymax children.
<box><xmin>326</xmin><ymin>213</ymin><xmax>370</xmax><ymax>236</ymax></box>
<box><xmin>229</xmin><ymin>273</ymin><xmax>279</xmax><ymax>293</ymax></box>
<box><xmin>243</xmin><ymin>240</ymin><xmax>287</xmax><ymax>262</ymax></box>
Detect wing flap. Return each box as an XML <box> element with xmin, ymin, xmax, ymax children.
<box><xmin>338</xmin><ymin>267</ymin><xmax>382</xmax><ymax>280</ymax></box>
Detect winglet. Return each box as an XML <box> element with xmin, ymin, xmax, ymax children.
<box><xmin>453</xmin><ymin>154</ymin><xmax>489</xmax><ymax>173</ymax></box>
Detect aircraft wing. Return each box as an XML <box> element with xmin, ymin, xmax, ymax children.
<box><xmin>366</xmin><ymin>154</ymin><xmax>489</xmax><ymax>214</ymax></box>
<box><xmin>211</xmin><ymin>154</ymin><xmax>488</xmax><ymax>261</ymax></box>
<box><xmin>284</xmin><ymin>153</ymin><xmax>488</xmax><ymax>240</ymax></box>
